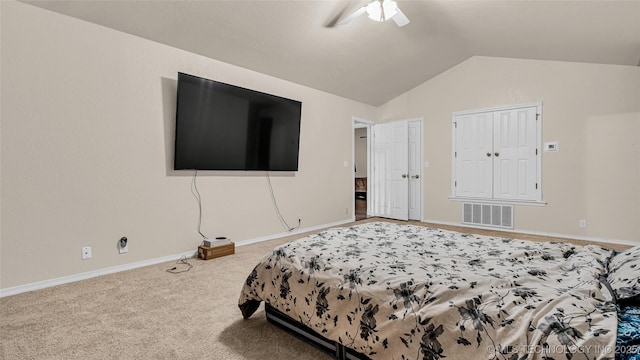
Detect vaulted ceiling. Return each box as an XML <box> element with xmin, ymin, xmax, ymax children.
<box><xmin>23</xmin><ymin>0</ymin><xmax>640</xmax><ymax>106</ymax></box>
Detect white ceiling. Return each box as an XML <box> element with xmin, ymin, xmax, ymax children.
<box><xmin>23</xmin><ymin>0</ymin><xmax>640</xmax><ymax>106</ymax></box>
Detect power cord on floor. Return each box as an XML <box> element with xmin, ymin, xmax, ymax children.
<box><xmin>166</xmin><ymin>255</ymin><xmax>193</xmax><ymax>274</ymax></box>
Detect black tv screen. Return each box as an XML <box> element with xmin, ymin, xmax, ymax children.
<box><xmin>174</xmin><ymin>72</ymin><xmax>302</xmax><ymax>171</ymax></box>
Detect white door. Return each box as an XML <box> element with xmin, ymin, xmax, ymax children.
<box><xmin>454</xmin><ymin>112</ymin><xmax>493</xmax><ymax>198</ymax></box>
<box><xmin>408</xmin><ymin>120</ymin><xmax>422</xmax><ymax>220</ymax></box>
<box><xmin>389</xmin><ymin>121</ymin><xmax>409</xmax><ymax>220</ymax></box>
<box><xmin>492</xmin><ymin>107</ymin><xmax>538</xmax><ymax>201</ymax></box>
<box><xmin>453</xmin><ymin>104</ymin><xmax>540</xmax><ymax>202</ymax></box>
<box><xmin>371</xmin><ymin>122</ymin><xmax>392</xmax><ymax>218</ymax></box>
<box><xmin>372</xmin><ymin>121</ymin><xmax>409</xmax><ymax>220</ymax></box>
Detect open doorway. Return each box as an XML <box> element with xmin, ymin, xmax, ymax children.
<box><xmin>353</xmin><ymin>118</ymin><xmax>373</xmax><ymax>221</ymax></box>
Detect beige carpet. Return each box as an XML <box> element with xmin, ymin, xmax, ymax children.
<box><xmin>0</xmin><ymin>227</ymin><xmax>337</xmax><ymax>360</ymax></box>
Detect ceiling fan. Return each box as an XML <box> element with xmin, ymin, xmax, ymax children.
<box><xmin>338</xmin><ymin>0</ymin><xmax>410</xmax><ymax>27</ymax></box>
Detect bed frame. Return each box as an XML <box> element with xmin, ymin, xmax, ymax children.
<box><xmin>265</xmin><ymin>303</ymin><xmax>370</xmax><ymax>360</ymax></box>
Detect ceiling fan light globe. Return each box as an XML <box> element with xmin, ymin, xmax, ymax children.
<box><xmin>366</xmin><ymin>0</ymin><xmax>398</xmax><ymax>22</ymax></box>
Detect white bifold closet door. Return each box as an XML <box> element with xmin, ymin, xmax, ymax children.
<box><xmin>454</xmin><ymin>105</ymin><xmax>539</xmax><ymax>202</ymax></box>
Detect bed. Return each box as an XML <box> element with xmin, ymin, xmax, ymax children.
<box><xmin>239</xmin><ymin>221</ymin><xmax>640</xmax><ymax>360</ymax></box>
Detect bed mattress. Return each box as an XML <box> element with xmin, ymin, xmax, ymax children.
<box><xmin>239</xmin><ymin>222</ymin><xmax>625</xmax><ymax>360</ymax></box>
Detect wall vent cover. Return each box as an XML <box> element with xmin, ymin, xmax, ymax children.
<box><xmin>462</xmin><ymin>203</ymin><xmax>513</xmax><ymax>229</ymax></box>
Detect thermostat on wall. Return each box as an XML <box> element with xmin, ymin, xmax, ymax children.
<box><xmin>544</xmin><ymin>142</ymin><xmax>559</xmax><ymax>152</ymax></box>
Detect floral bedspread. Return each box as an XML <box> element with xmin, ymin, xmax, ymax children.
<box><xmin>239</xmin><ymin>222</ymin><xmax>618</xmax><ymax>360</ymax></box>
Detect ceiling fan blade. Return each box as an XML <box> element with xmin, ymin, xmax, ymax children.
<box><xmin>391</xmin><ymin>7</ymin><xmax>410</xmax><ymax>27</ymax></box>
<box><xmin>338</xmin><ymin>6</ymin><xmax>367</xmax><ymax>26</ymax></box>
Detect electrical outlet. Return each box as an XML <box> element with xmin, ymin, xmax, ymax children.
<box><xmin>579</xmin><ymin>219</ymin><xmax>587</xmax><ymax>228</ymax></box>
<box><xmin>118</xmin><ymin>237</ymin><xmax>128</xmax><ymax>254</ymax></box>
<box><xmin>81</xmin><ymin>246</ymin><xmax>92</xmax><ymax>260</ymax></box>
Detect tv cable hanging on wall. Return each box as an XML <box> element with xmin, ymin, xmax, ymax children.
<box><xmin>266</xmin><ymin>171</ymin><xmax>300</xmax><ymax>232</ymax></box>
<box><xmin>192</xmin><ymin>170</ymin><xmax>209</xmax><ymax>240</ymax></box>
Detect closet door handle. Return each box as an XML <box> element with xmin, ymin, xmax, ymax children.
<box><xmin>402</xmin><ymin>174</ymin><xmax>408</xmax><ymax>179</ymax></box>
<box><xmin>486</xmin><ymin>152</ymin><xmax>492</xmax><ymax>157</ymax></box>
<box><xmin>412</xmin><ymin>175</ymin><xmax>420</xmax><ymax>179</ymax></box>
<box><xmin>494</xmin><ymin>152</ymin><xmax>500</xmax><ymax>157</ymax></box>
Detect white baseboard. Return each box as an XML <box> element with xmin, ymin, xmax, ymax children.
<box><xmin>0</xmin><ymin>250</ymin><xmax>198</xmax><ymax>298</ymax></box>
<box><xmin>0</xmin><ymin>218</ymin><xmax>354</xmax><ymax>298</ymax></box>
<box><xmin>234</xmin><ymin>218</ymin><xmax>354</xmax><ymax>247</ymax></box>
<box><xmin>421</xmin><ymin>218</ymin><xmax>638</xmax><ymax>247</ymax></box>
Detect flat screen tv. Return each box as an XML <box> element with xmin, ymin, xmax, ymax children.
<box><xmin>174</xmin><ymin>72</ymin><xmax>302</xmax><ymax>171</ymax></box>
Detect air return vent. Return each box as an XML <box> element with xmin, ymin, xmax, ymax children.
<box><xmin>462</xmin><ymin>203</ymin><xmax>513</xmax><ymax>229</ymax></box>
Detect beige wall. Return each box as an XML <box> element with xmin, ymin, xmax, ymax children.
<box><xmin>379</xmin><ymin>56</ymin><xmax>640</xmax><ymax>244</ymax></box>
<box><xmin>0</xmin><ymin>2</ymin><xmax>376</xmax><ymax>289</ymax></box>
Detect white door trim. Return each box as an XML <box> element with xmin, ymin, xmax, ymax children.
<box><xmin>352</xmin><ymin>117</ymin><xmax>374</xmax><ymax>220</ymax></box>
<box><xmin>408</xmin><ymin>118</ymin><xmax>424</xmax><ymax>221</ymax></box>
